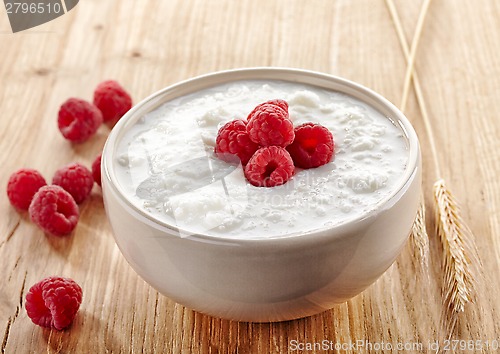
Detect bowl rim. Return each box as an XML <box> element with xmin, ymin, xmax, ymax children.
<box><xmin>102</xmin><ymin>67</ymin><xmax>420</xmax><ymax>244</ymax></box>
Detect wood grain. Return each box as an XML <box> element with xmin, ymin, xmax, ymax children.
<box><xmin>1</xmin><ymin>0</ymin><xmax>499</xmax><ymax>353</ymax></box>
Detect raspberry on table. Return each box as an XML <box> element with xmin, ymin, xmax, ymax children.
<box><xmin>247</xmin><ymin>103</ymin><xmax>294</xmax><ymax>147</ymax></box>
<box><xmin>58</xmin><ymin>98</ymin><xmax>103</xmax><ymax>143</ymax></box>
<box><xmin>244</xmin><ymin>146</ymin><xmax>295</xmax><ymax>187</ymax></box>
<box><xmin>25</xmin><ymin>276</ymin><xmax>82</xmax><ymax>331</ymax></box>
<box><xmin>52</xmin><ymin>163</ymin><xmax>94</xmax><ymax>204</ymax></box>
<box><xmin>91</xmin><ymin>154</ymin><xmax>102</xmax><ymax>187</ymax></box>
<box><xmin>29</xmin><ymin>185</ymin><xmax>79</xmax><ymax>236</ymax></box>
<box><xmin>286</xmin><ymin>122</ymin><xmax>334</xmax><ymax>169</ymax></box>
<box><xmin>93</xmin><ymin>80</ymin><xmax>132</xmax><ymax>125</ymax></box>
<box><xmin>215</xmin><ymin>120</ymin><xmax>259</xmax><ymax>165</ymax></box>
<box><xmin>7</xmin><ymin>169</ymin><xmax>47</xmax><ymax>211</ymax></box>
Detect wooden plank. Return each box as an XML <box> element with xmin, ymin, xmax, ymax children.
<box><xmin>1</xmin><ymin>0</ymin><xmax>499</xmax><ymax>352</ymax></box>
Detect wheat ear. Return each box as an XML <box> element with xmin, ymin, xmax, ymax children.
<box><xmin>385</xmin><ymin>0</ymin><xmax>480</xmax><ymax>338</ymax></box>
<box><xmin>434</xmin><ymin>179</ymin><xmax>479</xmax><ymax>336</ymax></box>
<box><xmin>409</xmin><ymin>194</ymin><xmax>429</xmax><ymax>270</ymax></box>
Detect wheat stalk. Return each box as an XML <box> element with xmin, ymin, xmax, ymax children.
<box><xmin>385</xmin><ymin>0</ymin><xmax>431</xmax><ymax>271</ymax></box>
<box><xmin>385</xmin><ymin>0</ymin><xmax>480</xmax><ymax>338</ymax></box>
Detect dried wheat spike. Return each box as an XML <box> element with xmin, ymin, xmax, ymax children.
<box><xmin>410</xmin><ymin>196</ymin><xmax>430</xmax><ymax>271</ymax></box>
<box><xmin>433</xmin><ymin>179</ymin><xmax>479</xmax><ymax>337</ymax></box>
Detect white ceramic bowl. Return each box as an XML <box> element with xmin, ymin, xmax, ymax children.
<box><xmin>102</xmin><ymin>68</ymin><xmax>421</xmax><ymax>322</ymax></box>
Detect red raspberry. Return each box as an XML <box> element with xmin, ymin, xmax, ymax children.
<box><xmin>7</xmin><ymin>169</ymin><xmax>47</xmax><ymax>210</ymax></box>
<box><xmin>29</xmin><ymin>185</ymin><xmax>79</xmax><ymax>236</ymax></box>
<box><xmin>93</xmin><ymin>80</ymin><xmax>132</xmax><ymax>125</ymax></box>
<box><xmin>247</xmin><ymin>99</ymin><xmax>289</xmax><ymax>116</ymax></box>
<box><xmin>58</xmin><ymin>98</ymin><xmax>103</xmax><ymax>143</ymax></box>
<box><xmin>25</xmin><ymin>276</ymin><xmax>82</xmax><ymax>330</ymax></box>
<box><xmin>52</xmin><ymin>163</ymin><xmax>94</xmax><ymax>204</ymax></box>
<box><xmin>286</xmin><ymin>123</ymin><xmax>334</xmax><ymax>169</ymax></box>
<box><xmin>244</xmin><ymin>146</ymin><xmax>295</xmax><ymax>187</ymax></box>
<box><xmin>268</xmin><ymin>99</ymin><xmax>289</xmax><ymax>112</ymax></box>
<box><xmin>247</xmin><ymin>103</ymin><xmax>294</xmax><ymax>147</ymax></box>
<box><xmin>215</xmin><ymin>120</ymin><xmax>259</xmax><ymax>165</ymax></box>
<box><xmin>91</xmin><ymin>154</ymin><xmax>102</xmax><ymax>187</ymax></box>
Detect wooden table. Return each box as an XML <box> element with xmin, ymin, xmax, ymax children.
<box><xmin>1</xmin><ymin>0</ymin><xmax>499</xmax><ymax>352</ymax></box>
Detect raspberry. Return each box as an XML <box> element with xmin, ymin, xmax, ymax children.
<box><xmin>29</xmin><ymin>185</ymin><xmax>79</xmax><ymax>236</ymax></box>
<box><xmin>52</xmin><ymin>163</ymin><xmax>94</xmax><ymax>204</ymax></box>
<box><xmin>247</xmin><ymin>103</ymin><xmax>294</xmax><ymax>147</ymax></box>
<box><xmin>247</xmin><ymin>99</ymin><xmax>289</xmax><ymax>117</ymax></box>
<box><xmin>91</xmin><ymin>154</ymin><xmax>102</xmax><ymax>187</ymax></box>
<box><xmin>25</xmin><ymin>276</ymin><xmax>82</xmax><ymax>330</ymax></box>
<box><xmin>244</xmin><ymin>146</ymin><xmax>295</xmax><ymax>187</ymax></box>
<box><xmin>93</xmin><ymin>80</ymin><xmax>132</xmax><ymax>125</ymax></box>
<box><xmin>215</xmin><ymin>120</ymin><xmax>259</xmax><ymax>165</ymax></box>
<box><xmin>7</xmin><ymin>169</ymin><xmax>47</xmax><ymax>210</ymax></box>
<box><xmin>58</xmin><ymin>98</ymin><xmax>103</xmax><ymax>143</ymax></box>
<box><xmin>286</xmin><ymin>123</ymin><xmax>334</xmax><ymax>169</ymax></box>
<box><xmin>267</xmin><ymin>99</ymin><xmax>289</xmax><ymax>112</ymax></box>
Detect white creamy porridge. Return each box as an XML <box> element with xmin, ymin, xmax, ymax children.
<box><xmin>113</xmin><ymin>80</ymin><xmax>409</xmax><ymax>239</ymax></box>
